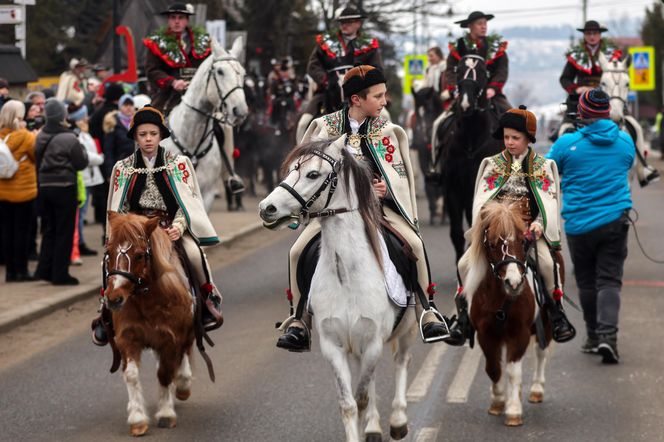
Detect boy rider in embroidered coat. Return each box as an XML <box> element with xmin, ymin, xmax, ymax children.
<box><xmin>560</xmin><ymin>21</ymin><xmax>620</xmax><ymax>120</ymax></box>
<box><xmin>277</xmin><ymin>66</ymin><xmax>459</xmax><ymax>352</ymax></box>
<box><xmin>452</xmin><ymin>106</ymin><xmax>575</xmax><ymax>345</ymax></box>
<box><xmin>91</xmin><ymin>106</ymin><xmax>223</xmax><ymax>346</ymax></box>
<box><xmin>443</xmin><ymin>11</ymin><xmax>511</xmax><ymax>114</ymax></box>
<box><xmin>302</xmin><ymin>7</ymin><xmax>382</xmax><ymax>120</ymax></box>
<box><xmin>144</xmin><ymin>3</ymin><xmax>212</xmax><ymax>114</ymax></box>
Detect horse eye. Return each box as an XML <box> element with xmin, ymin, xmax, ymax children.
<box><xmin>216</xmin><ymin>68</ymin><xmax>224</xmax><ymax>75</ymax></box>
<box><xmin>135</xmin><ymin>253</ymin><xmax>144</xmax><ymax>261</ymax></box>
<box><xmin>306</xmin><ymin>171</ymin><xmax>321</xmax><ymax>179</ymax></box>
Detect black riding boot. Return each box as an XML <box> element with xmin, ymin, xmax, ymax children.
<box><xmin>202</xmin><ymin>286</ymin><xmax>223</xmax><ymax>331</ymax></box>
<box><xmin>91</xmin><ymin>306</ymin><xmax>112</xmax><ymax>347</ymax></box>
<box><xmin>276</xmin><ymin>320</ymin><xmax>311</xmax><ymax>352</ymax></box>
<box><xmin>445</xmin><ymin>294</ymin><xmax>473</xmax><ymax>347</ymax></box>
<box><xmin>549</xmin><ymin>299</ymin><xmax>576</xmax><ymax>343</ymax></box>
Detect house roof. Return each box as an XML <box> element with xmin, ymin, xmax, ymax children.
<box><xmin>0</xmin><ymin>45</ymin><xmax>38</xmax><ymax>84</ymax></box>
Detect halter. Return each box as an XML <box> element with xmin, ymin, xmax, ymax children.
<box><xmin>173</xmin><ymin>55</ymin><xmax>245</xmax><ymax>165</ymax></box>
<box><xmin>483</xmin><ymin>229</ymin><xmax>529</xmax><ymax>280</ymax></box>
<box><xmin>105</xmin><ymin>241</ymin><xmax>152</xmax><ymax>297</ymax></box>
<box><xmin>277</xmin><ymin>149</ymin><xmax>351</xmax><ymax>227</ymax></box>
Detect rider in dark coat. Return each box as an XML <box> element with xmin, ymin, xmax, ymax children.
<box><xmin>443</xmin><ymin>11</ymin><xmax>511</xmax><ymax>114</ymax></box>
<box><xmin>559</xmin><ymin>21</ymin><xmax>621</xmax><ymax>120</ymax></box>
<box><xmin>304</xmin><ymin>7</ymin><xmax>383</xmax><ymax>117</ymax></box>
<box><xmin>143</xmin><ymin>3</ymin><xmax>212</xmax><ymax>114</ymax></box>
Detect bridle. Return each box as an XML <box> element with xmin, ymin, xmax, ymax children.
<box><xmin>277</xmin><ymin>149</ymin><xmax>353</xmax><ymax>227</ymax></box>
<box><xmin>483</xmin><ymin>228</ymin><xmax>530</xmax><ymax>280</ymax></box>
<box><xmin>458</xmin><ymin>54</ymin><xmax>486</xmax><ymax>110</ymax></box>
<box><xmin>601</xmin><ymin>65</ymin><xmax>629</xmax><ymax>111</ymax></box>
<box><xmin>104</xmin><ymin>241</ymin><xmax>152</xmax><ymax>298</ymax></box>
<box><xmin>172</xmin><ymin>55</ymin><xmax>245</xmax><ymax>166</ymax></box>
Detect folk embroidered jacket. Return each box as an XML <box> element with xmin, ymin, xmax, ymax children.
<box><xmin>302</xmin><ymin>108</ymin><xmax>419</xmax><ymax>232</ymax></box>
<box><xmin>444</xmin><ymin>34</ymin><xmax>509</xmax><ymax>95</ymax></box>
<box><xmin>107</xmin><ymin>147</ymin><xmax>219</xmax><ymax>245</ymax></box>
<box><xmin>472</xmin><ymin>148</ymin><xmax>562</xmax><ymax>246</ymax></box>
<box><xmin>559</xmin><ymin>38</ymin><xmax>621</xmax><ymax>94</ymax></box>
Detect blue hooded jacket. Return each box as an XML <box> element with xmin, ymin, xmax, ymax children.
<box><xmin>546</xmin><ymin>119</ymin><xmax>634</xmax><ymax>235</ymax></box>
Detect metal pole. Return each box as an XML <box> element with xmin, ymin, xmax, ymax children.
<box><xmin>112</xmin><ymin>0</ymin><xmax>121</xmax><ymax>73</ymax></box>
<box><xmin>582</xmin><ymin>0</ymin><xmax>587</xmax><ymax>24</ymax></box>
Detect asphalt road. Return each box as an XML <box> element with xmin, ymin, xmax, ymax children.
<box><xmin>1</xmin><ymin>180</ymin><xmax>663</xmax><ymax>442</ymax></box>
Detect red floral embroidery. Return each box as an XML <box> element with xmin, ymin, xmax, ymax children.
<box><xmin>115</xmin><ymin>169</ymin><xmax>120</xmax><ymax>177</ymax></box>
<box><xmin>386</xmin><ymin>146</ymin><xmax>395</xmax><ymax>154</ymax></box>
<box><xmin>487</xmin><ymin>175</ymin><xmax>497</xmax><ymax>190</ymax></box>
<box><xmin>542</xmin><ymin>178</ymin><xmax>550</xmax><ymax>192</ymax></box>
<box><xmin>178</xmin><ymin>163</ymin><xmax>186</xmax><ymax>170</ymax></box>
<box><xmin>385</xmin><ymin>153</ymin><xmax>393</xmax><ymax>163</ymax></box>
<box><xmin>382</xmin><ymin>137</ymin><xmax>390</xmax><ymax>145</ymax></box>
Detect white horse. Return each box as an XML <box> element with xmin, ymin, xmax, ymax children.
<box><xmin>258</xmin><ymin>137</ymin><xmax>416</xmax><ymax>442</ymax></box>
<box><xmin>597</xmin><ymin>51</ymin><xmax>659</xmax><ymax>186</ymax></box>
<box><xmin>162</xmin><ymin>37</ymin><xmax>249</xmax><ymax>211</ymax></box>
<box><xmin>556</xmin><ymin>52</ymin><xmax>659</xmax><ymax>186</ymax></box>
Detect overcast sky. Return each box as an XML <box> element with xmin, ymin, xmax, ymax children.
<box><xmin>417</xmin><ymin>0</ymin><xmax>657</xmax><ymax>34</ymax></box>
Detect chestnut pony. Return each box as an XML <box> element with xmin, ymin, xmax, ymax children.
<box><xmin>104</xmin><ymin>211</ymin><xmax>196</xmax><ymax>436</ymax></box>
<box><xmin>465</xmin><ymin>201</ymin><xmax>556</xmax><ymax>426</ymax></box>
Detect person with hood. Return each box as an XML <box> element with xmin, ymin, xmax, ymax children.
<box><xmin>103</xmin><ymin>94</ymin><xmax>136</xmax><ymax>168</ymax></box>
<box><xmin>34</xmin><ymin>98</ymin><xmax>88</xmax><ymax>285</ymax></box>
<box><xmin>547</xmin><ymin>89</ymin><xmax>634</xmax><ymax>364</ymax></box>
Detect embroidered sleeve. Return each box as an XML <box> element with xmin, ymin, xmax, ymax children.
<box><xmin>172</xmin><ymin>208</ymin><xmax>186</xmax><ymax>235</ymax></box>
<box><xmin>481</xmin><ymin>159</ymin><xmax>505</xmax><ymax>192</ymax></box>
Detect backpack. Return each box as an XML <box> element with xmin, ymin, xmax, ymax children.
<box><xmin>0</xmin><ymin>134</ymin><xmax>26</xmax><ymax>179</ymax></box>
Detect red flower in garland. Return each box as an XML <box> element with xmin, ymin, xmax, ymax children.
<box><xmin>385</xmin><ymin>153</ymin><xmax>393</xmax><ymax>163</ymax></box>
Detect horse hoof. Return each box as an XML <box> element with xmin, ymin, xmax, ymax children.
<box><xmin>488</xmin><ymin>402</ymin><xmax>505</xmax><ymax>416</ymax></box>
<box><xmin>528</xmin><ymin>391</ymin><xmax>544</xmax><ymax>403</ymax></box>
<box><xmin>176</xmin><ymin>388</ymin><xmax>191</xmax><ymax>401</ymax></box>
<box><xmin>129</xmin><ymin>422</ymin><xmax>148</xmax><ymax>437</ymax></box>
<box><xmin>365</xmin><ymin>432</ymin><xmax>382</xmax><ymax>442</ymax></box>
<box><xmin>157</xmin><ymin>416</ymin><xmax>177</xmax><ymax>428</ymax></box>
<box><xmin>504</xmin><ymin>415</ymin><xmax>523</xmax><ymax>427</ymax></box>
<box><xmin>390</xmin><ymin>424</ymin><xmax>408</xmax><ymax>440</ymax></box>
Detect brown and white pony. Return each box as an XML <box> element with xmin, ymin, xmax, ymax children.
<box><xmin>464</xmin><ymin>201</ymin><xmax>554</xmax><ymax>426</ymax></box>
<box><xmin>104</xmin><ymin>212</ymin><xmax>195</xmax><ymax>436</ymax></box>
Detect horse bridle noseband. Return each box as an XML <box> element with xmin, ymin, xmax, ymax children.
<box><xmin>483</xmin><ymin>229</ymin><xmax>530</xmax><ymax>280</ymax></box>
<box><xmin>104</xmin><ymin>241</ymin><xmax>152</xmax><ymax>297</ymax></box>
<box><xmin>278</xmin><ymin>149</ymin><xmax>353</xmax><ymax>226</ymax></box>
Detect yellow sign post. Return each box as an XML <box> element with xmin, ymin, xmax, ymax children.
<box><xmin>403</xmin><ymin>55</ymin><xmax>428</xmax><ymax>95</ymax></box>
<box><xmin>628</xmin><ymin>46</ymin><xmax>655</xmax><ymax>91</ymax></box>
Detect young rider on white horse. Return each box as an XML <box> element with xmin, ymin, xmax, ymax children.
<box><xmin>277</xmin><ymin>65</ymin><xmax>459</xmax><ymax>352</ymax></box>
<box><xmin>91</xmin><ymin>106</ymin><xmax>224</xmax><ymax>346</ymax></box>
<box><xmin>453</xmin><ymin>106</ymin><xmax>575</xmax><ymax>345</ymax></box>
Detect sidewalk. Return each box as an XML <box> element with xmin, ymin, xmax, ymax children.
<box><xmin>0</xmin><ymin>195</ymin><xmax>265</xmax><ymax>334</ymax></box>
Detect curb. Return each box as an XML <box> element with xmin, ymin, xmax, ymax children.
<box><xmin>0</xmin><ymin>221</ymin><xmax>265</xmax><ymax>335</ymax></box>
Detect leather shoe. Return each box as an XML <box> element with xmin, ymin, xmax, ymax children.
<box><xmin>421</xmin><ymin>320</ymin><xmax>451</xmax><ymax>343</ymax></box>
<box><xmin>91</xmin><ymin>322</ymin><xmax>108</xmax><ymax>346</ymax></box>
<box><xmin>202</xmin><ymin>295</ymin><xmax>223</xmax><ymax>331</ymax></box>
<box><xmin>15</xmin><ymin>273</ymin><xmax>36</xmax><ymax>282</ymax></box>
<box><xmin>552</xmin><ymin>316</ymin><xmax>576</xmax><ymax>343</ymax></box>
<box><xmin>276</xmin><ymin>325</ymin><xmax>310</xmax><ymax>352</ymax></box>
<box><xmin>53</xmin><ymin>276</ymin><xmax>79</xmax><ymax>286</ymax></box>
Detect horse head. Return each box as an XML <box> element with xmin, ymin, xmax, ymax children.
<box><xmin>104</xmin><ymin>212</ymin><xmax>162</xmax><ymax>310</ymax></box>
<box><xmin>598</xmin><ymin>51</ymin><xmax>630</xmax><ymax>123</ymax></box>
<box><xmin>468</xmin><ymin>202</ymin><xmax>529</xmax><ymax>298</ymax></box>
<box><xmin>259</xmin><ymin>137</ymin><xmax>380</xmax><ymax>231</ymax></box>
<box><xmin>456</xmin><ymin>55</ymin><xmax>488</xmax><ymax>116</ymax></box>
<box><xmin>189</xmin><ymin>36</ymin><xmax>249</xmax><ymax>125</ymax></box>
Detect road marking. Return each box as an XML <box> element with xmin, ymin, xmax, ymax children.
<box><xmin>624</xmin><ymin>279</ymin><xmax>664</xmax><ymax>288</ymax></box>
<box><xmin>407</xmin><ymin>345</ymin><xmax>447</xmax><ymax>402</ymax></box>
<box><xmin>446</xmin><ymin>346</ymin><xmax>482</xmax><ymax>403</ymax></box>
<box><xmin>414</xmin><ymin>425</ymin><xmax>440</xmax><ymax>442</ymax></box>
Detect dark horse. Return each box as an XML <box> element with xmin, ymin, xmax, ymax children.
<box><xmin>410</xmin><ymin>84</ymin><xmax>444</xmax><ymax>225</ymax></box>
<box><xmin>433</xmin><ymin>55</ymin><xmax>502</xmax><ymax>261</ymax></box>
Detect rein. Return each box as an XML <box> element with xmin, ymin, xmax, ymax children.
<box><xmin>278</xmin><ymin>149</ymin><xmax>355</xmax><ymax>226</ymax></box>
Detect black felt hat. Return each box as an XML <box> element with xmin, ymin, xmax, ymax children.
<box><xmin>342</xmin><ymin>66</ymin><xmax>386</xmax><ymax>98</ymax></box>
<box><xmin>337</xmin><ymin>7</ymin><xmax>367</xmax><ymax>21</ymax></box>
<box><xmin>455</xmin><ymin>11</ymin><xmax>494</xmax><ymax>28</ymax></box>
<box><xmin>160</xmin><ymin>3</ymin><xmax>195</xmax><ymax>16</ymax></box>
<box><xmin>127</xmin><ymin>106</ymin><xmax>171</xmax><ymax>140</ymax></box>
<box><xmin>492</xmin><ymin>105</ymin><xmax>538</xmax><ymax>143</ymax></box>
<box><xmin>577</xmin><ymin>20</ymin><xmax>608</xmax><ymax>33</ymax></box>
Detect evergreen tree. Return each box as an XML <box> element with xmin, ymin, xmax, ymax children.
<box><xmin>640</xmin><ymin>2</ymin><xmax>664</xmax><ymax>109</ymax></box>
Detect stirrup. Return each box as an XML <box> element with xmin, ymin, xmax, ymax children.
<box><xmin>418</xmin><ymin>307</ymin><xmax>451</xmax><ymax>343</ymax></box>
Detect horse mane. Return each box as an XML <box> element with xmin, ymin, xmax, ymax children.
<box><xmin>280</xmin><ymin>139</ymin><xmax>383</xmax><ymax>266</ymax></box>
<box><xmin>464</xmin><ymin>201</ymin><xmax>525</xmax><ymax>297</ymax></box>
<box><xmin>108</xmin><ymin>213</ymin><xmax>188</xmax><ymax>297</ymax></box>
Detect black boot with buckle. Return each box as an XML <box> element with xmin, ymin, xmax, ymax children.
<box><xmin>549</xmin><ymin>299</ymin><xmax>576</xmax><ymax>343</ymax></box>
<box><xmin>276</xmin><ymin>322</ymin><xmax>311</xmax><ymax>352</ymax></box>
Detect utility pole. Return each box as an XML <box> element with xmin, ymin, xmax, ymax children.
<box><xmin>582</xmin><ymin>0</ymin><xmax>587</xmax><ymax>24</ymax></box>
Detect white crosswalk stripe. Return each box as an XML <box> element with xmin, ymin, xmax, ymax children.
<box><xmin>406</xmin><ymin>344</ymin><xmax>447</xmax><ymax>402</ymax></box>
<box><xmin>446</xmin><ymin>345</ymin><xmax>483</xmax><ymax>403</ymax></box>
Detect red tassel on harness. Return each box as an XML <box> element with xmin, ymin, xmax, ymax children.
<box><xmin>456</xmin><ymin>285</ymin><xmax>464</xmax><ymax>296</ymax></box>
<box><xmin>427</xmin><ymin>283</ymin><xmax>437</xmax><ymax>295</ymax></box>
<box><xmin>286</xmin><ymin>288</ymin><xmax>293</xmax><ymax>302</ymax></box>
<box><xmin>201</xmin><ymin>283</ymin><xmax>215</xmax><ymax>294</ymax></box>
<box><xmin>100</xmin><ymin>288</ymin><xmax>106</xmax><ymax>298</ymax></box>
<box><xmin>553</xmin><ymin>288</ymin><xmax>564</xmax><ymax>301</ymax></box>
<box><xmin>233</xmin><ymin>148</ymin><xmax>241</xmax><ymax>159</ymax></box>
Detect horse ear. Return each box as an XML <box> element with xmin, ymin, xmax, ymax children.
<box><xmin>229</xmin><ymin>36</ymin><xmax>244</xmax><ymax>60</ymax></box>
<box><xmin>597</xmin><ymin>51</ymin><xmax>609</xmax><ymax>70</ymax></box>
<box><xmin>211</xmin><ymin>38</ymin><xmax>225</xmax><ymax>58</ymax></box>
<box><xmin>143</xmin><ymin>217</ymin><xmax>161</xmax><ymax>238</ymax></box>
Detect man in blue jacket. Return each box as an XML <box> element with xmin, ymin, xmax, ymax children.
<box><xmin>547</xmin><ymin>89</ymin><xmax>633</xmax><ymax>364</ymax></box>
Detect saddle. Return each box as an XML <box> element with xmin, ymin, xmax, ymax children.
<box><xmin>295</xmin><ymin>222</ymin><xmax>419</xmax><ymax>319</ymax></box>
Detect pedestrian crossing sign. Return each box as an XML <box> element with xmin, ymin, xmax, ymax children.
<box><xmin>403</xmin><ymin>55</ymin><xmax>428</xmax><ymax>95</ymax></box>
<box><xmin>628</xmin><ymin>46</ymin><xmax>655</xmax><ymax>91</ymax></box>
